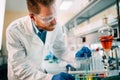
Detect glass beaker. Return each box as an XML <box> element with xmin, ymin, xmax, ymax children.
<box><xmin>74</xmin><ymin>57</ymin><xmax>90</xmax><ymax>71</ymax></box>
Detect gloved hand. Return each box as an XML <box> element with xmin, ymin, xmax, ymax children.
<box><xmin>44</xmin><ymin>51</ymin><xmax>53</xmax><ymax>60</ymax></box>
<box><xmin>75</xmin><ymin>46</ymin><xmax>91</xmax><ymax>58</ymax></box>
<box><xmin>66</xmin><ymin>64</ymin><xmax>76</xmax><ymax>71</ymax></box>
<box><xmin>44</xmin><ymin>51</ymin><xmax>60</xmax><ymax>63</ymax></box>
<box><xmin>52</xmin><ymin>72</ymin><xmax>75</xmax><ymax>80</ymax></box>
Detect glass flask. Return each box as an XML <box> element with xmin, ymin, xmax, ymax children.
<box><xmin>98</xmin><ymin>17</ymin><xmax>114</xmax><ymax>76</ymax></box>
<box><xmin>98</xmin><ymin>17</ymin><xmax>114</xmax><ymax>54</ymax></box>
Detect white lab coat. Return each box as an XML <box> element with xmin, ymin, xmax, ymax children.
<box><xmin>6</xmin><ymin>16</ymin><xmax>69</xmax><ymax>80</ymax></box>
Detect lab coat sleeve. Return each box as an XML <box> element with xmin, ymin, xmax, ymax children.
<box><xmin>6</xmin><ymin>28</ymin><xmax>53</xmax><ymax>80</ymax></box>
<box><xmin>52</xmin><ymin>26</ymin><xmax>74</xmax><ymax>64</ymax></box>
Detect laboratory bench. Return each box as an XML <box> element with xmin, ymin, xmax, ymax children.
<box><xmin>43</xmin><ymin>59</ymin><xmax>120</xmax><ymax>80</ymax></box>
<box><xmin>101</xmin><ymin>75</ymin><xmax>120</xmax><ymax>80</ymax></box>
<box><xmin>69</xmin><ymin>71</ymin><xmax>120</xmax><ymax>80</ymax></box>
<box><xmin>72</xmin><ymin>75</ymin><xmax>120</xmax><ymax>80</ymax></box>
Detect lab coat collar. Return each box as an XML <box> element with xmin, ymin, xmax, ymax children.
<box><xmin>23</xmin><ymin>16</ymin><xmax>53</xmax><ymax>45</ymax></box>
<box><xmin>32</xmin><ymin>21</ymin><xmax>39</xmax><ymax>34</ymax></box>
<box><xmin>22</xmin><ymin>16</ymin><xmax>35</xmax><ymax>36</ymax></box>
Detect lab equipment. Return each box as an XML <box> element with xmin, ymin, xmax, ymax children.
<box><xmin>67</xmin><ymin>47</ymin><xmax>119</xmax><ymax>80</ymax></box>
<box><xmin>52</xmin><ymin>72</ymin><xmax>75</xmax><ymax>80</ymax></box>
<box><xmin>98</xmin><ymin>17</ymin><xmax>114</xmax><ymax>76</ymax></box>
<box><xmin>68</xmin><ymin>58</ymin><xmax>107</xmax><ymax>80</ymax></box>
<box><xmin>73</xmin><ymin>57</ymin><xmax>90</xmax><ymax>71</ymax></box>
<box><xmin>92</xmin><ymin>50</ymin><xmax>105</xmax><ymax>71</ymax></box>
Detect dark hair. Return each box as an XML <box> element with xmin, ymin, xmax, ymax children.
<box><xmin>26</xmin><ymin>0</ymin><xmax>55</xmax><ymax>14</ymax></box>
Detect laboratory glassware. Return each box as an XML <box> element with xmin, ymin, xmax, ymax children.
<box><xmin>98</xmin><ymin>17</ymin><xmax>114</xmax><ymax>76</ymax></box>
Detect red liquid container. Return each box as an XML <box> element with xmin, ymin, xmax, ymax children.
<box><xmin>99</xmin><ymin>36</ymin><xmax>113</xmax><ymax>51</ymax></box>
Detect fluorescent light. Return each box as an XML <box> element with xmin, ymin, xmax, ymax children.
<box><xmin>60</xmin><ymin>0</ymin><xmax>72</xmax><ymax>10</ymax></box>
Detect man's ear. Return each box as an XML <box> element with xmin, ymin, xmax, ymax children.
<box><xmin>29</xmin><ymin>13</ymin><xmax>35</xmax><ymax>20</ymax></box>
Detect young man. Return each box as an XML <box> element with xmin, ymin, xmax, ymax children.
<box><xmin>6</xmin><ymin>0</ymin><xmax>75</xmax><ymax>80</ymax></box>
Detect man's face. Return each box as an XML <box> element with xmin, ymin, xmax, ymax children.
<box><xmin>30</xmin><ymin>4</ymin><xmax>57</xmax><ymax>31</ymax></box>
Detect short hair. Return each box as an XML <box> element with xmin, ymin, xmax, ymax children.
<box><xmin>26</xmin><ymin>0</ymin><xmax>55</xmax><ymax>14</ymax></box>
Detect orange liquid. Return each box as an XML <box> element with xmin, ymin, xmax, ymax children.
<box><xmin>99</xmin><ymin>36</ymin><xmax>113</xmax><ymax>51</ymax></box>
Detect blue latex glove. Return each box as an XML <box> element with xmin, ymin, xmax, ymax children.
<box><xmin>52</xmin><ymin>72</ymin><xmax>75</xmax><ymax>80</ymax></box>
<box><xmin>66</xmin><ymin>64</ymin><xmax>76</xmax><ymax>71</ymax></box>
<box><xmin>44</xmin><ymin>51</ymin><xmax>60</xmax><ymax>63</ymax></box>
<box><xmin>75</xmin><ymin>46</ymin><xmax>91</xmax><ymax>58</ymax></box>
<box><xmin>44</xmin><ymin>51</ymin><xmax>53</xmax><ymax>60</ymax></box>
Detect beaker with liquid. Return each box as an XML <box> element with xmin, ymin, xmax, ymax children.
<box><xmin>74</xmin><ymin>57</ymin><xmax>90</xmax><ymax>71</ymax></box>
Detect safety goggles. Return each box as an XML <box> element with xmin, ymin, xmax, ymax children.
<box><xmin>36</xmin><ymin>14</ymin><xmax>56</xmax><ymax>26</ymax></box>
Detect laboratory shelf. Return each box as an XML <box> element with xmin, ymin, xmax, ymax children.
<box><xmin>65</xmin><ymin>0</ymin><xmax>116</xmax><ymax>30</ymax></box>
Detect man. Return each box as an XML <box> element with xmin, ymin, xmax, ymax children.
<box><xmin>6</xmin><ymin>0</ymin><xmax>76</xmax><ymax>80</ymax></box>
<box><xmin>6</xmin><ymin>0</ymin><xmax>92</xmax><ymax>80</ymax></box>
